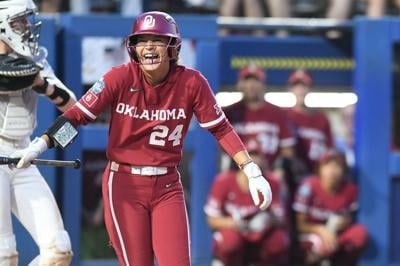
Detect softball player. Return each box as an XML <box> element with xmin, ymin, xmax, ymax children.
<box><xmin>12</xmin><ymin>11</ymin><xmax>273</xmax><ymax>266</ymax></box>
<box><xmin>286</xmin><ymin>69</ymin><xmax>334</xmax><ymax>175</ymax></box>
<box><xmin>0</xmin><ymin>0</ymin><xmax>76</xmax><ymax>265</ymax></box>
<box><xmin>293</xmin><ymin>151</ymin><xmax>368</xmax><ymax>265</ymax></box>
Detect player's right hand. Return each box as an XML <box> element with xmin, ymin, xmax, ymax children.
<box><xmin>10</xmin><ymin>137</ymin><xmax>48</xmax><ymax>168</ymax></box>
<box><xmin>316</xmin><ymin>226</ymin><xmax>338</xmax><ymax>254</ymax></box>
<box><xmin>242</xmin><ymin>162</ymin><xmax>272</xmax><ymax>210</ymax></box>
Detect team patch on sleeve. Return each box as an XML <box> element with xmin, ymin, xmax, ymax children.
<box><xmin>214</xmin><ymin>103</ymin><xmax>222</xmax><ymax>115</ymax></box>
<box><xmin>82</xmin><ymin>91</ymin><xmax>98</xmax><ymax>107</ymax></box>
<box><xmin>89</xmin><ymin>78</ymin><xmax>105</xmax><ymax>94</ymax></box>
<box><xmin>298</xmin><ymin>184</ymin><xmax>312</xmax><ymax>198</ymax></box>
<box><xmin>82</xmin><ymin>78</ymin><xmax>104</xmax><ymax>107</ymax></box>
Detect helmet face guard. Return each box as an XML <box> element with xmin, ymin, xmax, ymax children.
<box><xmin>0</xmin><ymin>0</ymin><xmax>42</xmax><ymax>57</ymax></box>
<box><xmin>125</xmin><ymin>35</ymin><xmax>180</xmax><ymax>64</ymax></box>
<box><xmin>9</xmin><ymin>8</ymin><xmax>41</xmax><ymax>56</ymax></box>
<box><xmin>126</xmin><ymin>11</ymin><xmax>182</xmax><ymax>64</ymax></box>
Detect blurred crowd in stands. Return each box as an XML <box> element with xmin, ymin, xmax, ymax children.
<box><xmin>36</xmin><ymin>0</ymin><xmax>400</xmax><ymax>39</ymax></box>
<box><xmin>36</xmin><ymin>0</ymin><xmax>400</xmax><ymax>19</ymax></box>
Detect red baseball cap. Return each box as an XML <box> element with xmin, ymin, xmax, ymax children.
<box><xmin>288</xmin><ymin>69</ymin><xmax>312</xmax><ymax>86</ymax></box>
<box><xmin>318</xmin><ymin>150</ymin><xmax>346</xmax><ymax>168</ymax></box>
<box><xmin>238</xmin><ymin>64</ymin><xmax>266</xmax><ymax>82</ymax></box>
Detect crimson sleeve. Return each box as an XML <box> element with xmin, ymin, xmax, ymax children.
<box><xmin>209</xmin><ymin>125</ymin><xmax>245</xmax><ymax>159</ymax></box>
<box><xmin>64</xmin><ymin>66</ymin><xmax>129</xmax><ymax>126</ymax></box>
<box><xmin>293</xmin><ymin>178</ymin><xmax>314</xmax><ymax>213</ymax></box>
<box><xmin>192</xmin><ymin>72</ymin><xmax>226</xmax><ymax>129</ymax></box>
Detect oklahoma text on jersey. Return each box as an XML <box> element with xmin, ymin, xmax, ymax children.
<box><xmin>115</xmin><ymin>103</ymin><xmax>187</xmax><ymax>121</ymax></box>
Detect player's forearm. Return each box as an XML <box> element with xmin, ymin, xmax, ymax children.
<box><xmin>296</xmin><ymin>213</ymin><xmax>323</xmax><ymax>234</ymax></box>
<box><xmin>39</xmin><ymin>134</ymin><xmax>52</xmax><ymax>148</ymax></box>
<box><xmin>206</xmin><ymin>216</ymin><xmax>237</xmax><ymax>231</ymax></box>
<box><xmin>55</xmin><ymin>98</ymin><xmax>76</xmax><ymax>112</ymax></box>
<box><xmin>33</xmin><ymin>78</ymin><xmax>76</xmax><ymax>112</ymax></box>
<box><xmin>232</xmin><ymin>150</ymin><xmax>253</xmax><ymax>169</ymax></box>
<box><xmin>298</xmin><ymin>222</ymin><xmax>324</xmax><ymax>235</ymax></box>
<box><xmin>216</xmin><ymin>129</ymin><xmax>247</xmax><ymax>164</ymax></box>
<box><xmin>45</xmin><ymin>84</ymin><xmax>76</xmax><ymax>112</ymax></box>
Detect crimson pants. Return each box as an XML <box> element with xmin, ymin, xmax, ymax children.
<box><xmin>300</xmin><ymin>224</ymin><xmax>368</xmax><ymax>266</ymax></box>
<box><xmin>213</xmin><ymin>227</ymin><xmax>290</xmax><ymax>266</ymax></box>
<box><xmin>102</xmin><ymin>163</ymin><xmax>190</xmax><ymax>266</ymax></box>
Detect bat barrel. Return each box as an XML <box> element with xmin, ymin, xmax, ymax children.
<box><xmin>32</xmin><ymin>159</ymin><xmax>81</xmax><ymax>169</ymax></box>
<box><xmin>0</xmin><ymin>156</ymin><xmax>81</xmax><ymax>169</ymax></box>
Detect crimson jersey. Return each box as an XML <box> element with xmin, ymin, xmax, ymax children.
<box><xmin>286</xmin><ymin>109</ymin><xmax>333</xmax><ymax>172</ymax></box>
<box><xmin>224</xmin><ymin>101</ymin><xmax>295</xmax><ymax>165</ymax></box>
<box><xmin>63</xmin><ymin>63</ymin><xmax>228</xmax><ymax>167</ymax></box>
<box><xmin>204</xmin><ymin>171</ymin><xmax>283</xmax><ymax>220</ymax></box>
<box><xmin>293</xmin><ymin>176</ymin><xmax>358</xmax><ymax>224</ymax></box>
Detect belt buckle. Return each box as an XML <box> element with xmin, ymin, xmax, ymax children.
<box><xmin>110</xmin><ymin>161</ymin><xmax>119</xmax><ymax>171</ymax></box>
<box><xmin>141</xmin><ymin>166</ymin><xmax>167</xmax><ymax>176</ymax></box>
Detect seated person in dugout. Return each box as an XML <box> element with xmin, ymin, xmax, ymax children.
<box><xmin>293</xmin><ymin>150</ymin><xmax>368</xmax><ymax>266</ymax></box>
<box><xmin>204</xmin><ymin>140</ymin><xmax>289</xmax><ymax>266</ymax></box>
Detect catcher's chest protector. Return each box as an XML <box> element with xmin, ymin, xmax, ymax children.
<box><xmin>0</xmin><ymin>90</ymin><xmax>37</xmax><ymax>139</ymax></box>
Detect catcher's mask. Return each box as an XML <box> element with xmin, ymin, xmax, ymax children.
<box><xmin>0</xmin><ymin>0</ymin><xmax>42</xmax><ymax>58</ymax></box>
<box><xmin>125</xmin><ymin>11</ymin><xmax>181</xmax><ymax>64</ymax></box>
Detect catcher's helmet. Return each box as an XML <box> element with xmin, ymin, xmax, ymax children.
<box><xmin>126</xmin><ymin>11</ymin><xmax>181</xmax><ymax>63</ymax></box>
<box><xmin>0</xmin><ymin>0</ymin><xmax>41</xmax><ymax>57</ymax></box>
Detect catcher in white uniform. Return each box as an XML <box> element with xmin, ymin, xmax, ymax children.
<box><xmin>0</xmin><ymin>0</ymin><xmax>76</xmax><ymax>265</ymax></box>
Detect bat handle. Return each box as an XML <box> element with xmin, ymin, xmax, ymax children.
<box><xmin>73</xmin><ymin>159</ymin><xmax>81</xmax><ymax>169</ymax></box>
<box><xmin>7</xmin><ymin>158</ymin><xmax>21</xmax><ymax>165</ymax></box>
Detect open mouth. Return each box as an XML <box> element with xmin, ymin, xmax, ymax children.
<box><xmin>142</xmin><ymin>53</ymin><xmax>161</xmax><ymax>65</ymax></box>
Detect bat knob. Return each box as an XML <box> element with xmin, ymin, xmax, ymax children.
<box><xmin>74</xmin><ymin>159</ymin><xmax>81</xmax><ymax>169</ymax></box>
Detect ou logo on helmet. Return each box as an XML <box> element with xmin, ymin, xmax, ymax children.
<box><xmin>143</xmin><ymin>15</ymin><xmax>155</xmax><ymax>28</ymax></box>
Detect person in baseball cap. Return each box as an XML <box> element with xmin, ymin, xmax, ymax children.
<box><xmin>287</xmin><ymin>69</ymin><xmax>313</xmax><ymax>87</ymax></box>
<box><xmin>286</xmin><ymin>68</ymin><xmax>334</xmax><ymax>176</ymax></box>
<box><xmin>318</xmin><ymin>150</ymin><xmax>347</xmax><ymax>169</ymax></box>
<box><xmin>238</xmin><ymin>63</ymin><xmax>267</xmax><ymax>83</ymax></box>
<box><xmin>287</xmin><ymin>69</ymin><xmax>313</xmax><ymax>109</ymax></box>
<box><xmin>222</xmin><ymin>63</ymin><xmax>295</xmax><ymax>172</ymax></box>
<box><xmin>293</xmin><ymin>149</ymin><xmax>368</xmax><ymax>265</ymax></box>
<box><xmin>205</xmin><ymin>139</ymin><xmax>289</xmax><ymax>266</ymax></box>
<box><xmin>317</xmin><ymin>150</ymin><xmax>348</xmax><ymax>187</ymax></box>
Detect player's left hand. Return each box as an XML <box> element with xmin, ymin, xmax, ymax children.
<box><xmin>10</xmin><ymin>137</ymin><xmax>48</xmax><ymax>168</ymax></box>
<box><xmin>242</xmin><ymin>162</ymin><xmax>272</xmax><ymax>210</ymax></box>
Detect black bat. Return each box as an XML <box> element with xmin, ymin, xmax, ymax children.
<box><xmin>0</xmin><ymin>156</ymin><xmax>81</xmax><ymax>169</ymax></box>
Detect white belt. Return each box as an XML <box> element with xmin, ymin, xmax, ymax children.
<box><xmin>110</xmin><ymin>161</ymin><xmax>168</xmax><ymax>176</ymax></box>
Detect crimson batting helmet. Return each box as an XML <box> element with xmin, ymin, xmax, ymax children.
<box><xmin>126</xmin><ymin>11</ymin><xmax>182</xmax><ymax>63</ymax></box>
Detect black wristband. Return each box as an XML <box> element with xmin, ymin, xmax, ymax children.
<box><xmin>48</xmin><ymin>84</ymin><xmax>71</xmax><ymax>107</ymax></box>
<box><xmin>44</xmin><ymin>115</ymin><xmax>78</xmax><ymax>148</ymax></box>
<box><xmin>32</xmin><ymin>77</ymin><xmax>49</xmax><ymax>94</ymax></box>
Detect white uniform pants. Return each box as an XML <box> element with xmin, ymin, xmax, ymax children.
<box><xmin>0</xmin><ymin>137</ymin><xmax>66</xmax><ymax>257</ymax></box>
